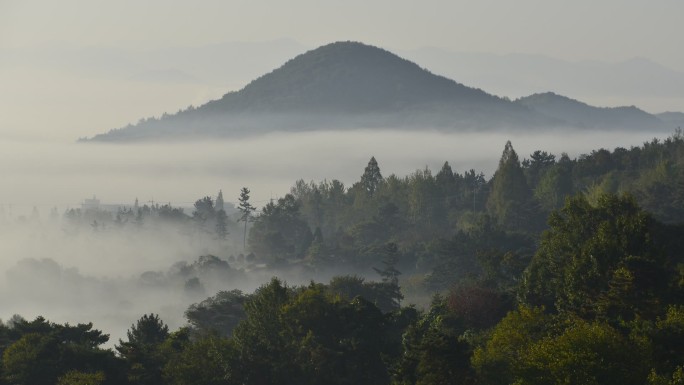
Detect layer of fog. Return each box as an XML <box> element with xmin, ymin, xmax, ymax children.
<box><xmin>2</xmin><ymin>129</ymin><xmax>674</xmax><ymax>211</ymax></box>
<box><xmin>0</xmin><ymin>128</ymin><xmax>674</xmax><ymax>344</ymax></box>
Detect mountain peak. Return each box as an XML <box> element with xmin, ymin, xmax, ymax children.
<box><xmin>91</xmin><ymin>42</ymin><xmax>664</xmax><ymax>142</ymax></box>
<box><xmin>200</xmin><ymin>41</ymin><xmax>499</xmax><ymax>114</ymax></box>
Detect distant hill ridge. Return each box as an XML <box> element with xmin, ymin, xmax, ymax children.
<box><xmin>87</xmin><ymin>41</ymin><xmax>673</xmax><ymax>142</ymax></box>
<box><xmin>516</xmin><ymin>92</ymin><xmax>664</xmax><ymax>130</ymax></box>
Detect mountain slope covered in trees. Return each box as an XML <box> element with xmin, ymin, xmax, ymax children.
<box><xmin>517</xmin><ymin>92</ymin><xmax>666</xmax><ymax>130</ymax></box>
<box><xmin>86</xmin><ymin>42</ymin><xmax>673</xmax><ymax>142</ymax></box>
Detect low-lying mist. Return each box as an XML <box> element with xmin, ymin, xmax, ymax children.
<box><xmin>0</xmin><ymin>128</ymin><xmax>674</xmax><ymax>344</ymax></box>
<box><xmin>1</xmin><ymin>128</ymin><xmax>672</xmax><ymax>211</ymax></box>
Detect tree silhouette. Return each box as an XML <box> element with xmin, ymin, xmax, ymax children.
<box><xmin>116</xmin><ymin>314</ymin><xmax>169</xmax><ymax>385</ymax></box>
<box><xmin>237</xmin><ymin>187</ymin><xmax>256</xmax><ymax>251</ymax></box>
<box><xmin>215</xmin><ymin>190</ymin><xmax>225</xmax><ymax>211</ymax></box>
<box><xmin>360</xmin><ymin>156</ymin><xmax>383</xmax><ymax>197</ymax></box>
<box><xmin>486</xmin><ymin>141</ymin><xmax>534</xmax><ymax>229</ymax></box>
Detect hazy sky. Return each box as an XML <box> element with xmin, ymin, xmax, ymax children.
<box><xmin>2</xmin><ymin>1</ymin><xmax>683</xmax><ymax>67</ymax></box>
<box><xmin>2</xmin><ymin>0</ymin><xmax>684</xmax><ymax>140</ymax></box>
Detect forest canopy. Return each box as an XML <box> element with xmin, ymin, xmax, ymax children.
<box><xmin>2</xmin><ymin>131</ymin><xmax>684</xmax><ymax>384</ymax></box>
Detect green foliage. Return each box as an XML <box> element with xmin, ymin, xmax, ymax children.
<box><xmin>487</xmin><ymin>141</ymin><xmax>538</xmax><ymax>231</ymax></box>
<box><xmin>280</xmin><ymin>286</ymin><xmax>389</xmax><ymax>385</ymax></box>
<box><xmin>3</xmin><ymin>333</ymin><xmax>58</xmax><ymax>385</ymax></box>
<box><xmin>473</xmin><ymin>307</ymin><xmax>650</xmax><ymax>385</ymax></box>
<box><xmin>472</xmin><ymin>306</ymin><xmax>553</xmax><ymax>385</ymax></box>
<box><xmin>523</xmin><ymin>150</ymin><xmax>556</xmax><ymax>188</ymax></box>
<box><xmin>184</xmin><ymin>289</ymin><xmax>248</xmax><ymax>337</ymax></box>
<box><xmin>570</xmin><ymin>134</ymin><xmax>684</xmax><ymax>224</ymax></box>
<box><xmin>328</xmin><ymin>273</ymin><xmax>402</xmax><ymax>313</ymax></box>
<box><xmin>395</xmin><ymin>295</ymin><xmax>475</xmax><ymax>385</ymax></box>
<box><xmin>520</xmin><ymin>320</ymin><xmax>649</xmax><ymax>385</ymax></box>
<box><xmin>425</xmin><ymin>217</ymin><xmax>533</xmax><ymax>291</ymax></box>
<box><xmin>57</xmin><ymin>371</ymin><xmax>105</xmax><ymax>385</ymax></box>
<box><xmin>231</xmin><ymin>278</ymin><xmax>293</xmax><ymax>385</ymax></box>
<box><xmin>163</xmin><ymin>334</ymin><xmax>239</xmax><ymax>385</ymax></box>
<box><xmin>361</xmin><ymin>156</ymin><xmax>383</xmax><ymax>197</ymax></box>
<box><xmin>407</xmin><ymin>167</ymin><xmax>447</xmax><ymax>231</ymax></box>
<box><xmin>649</xmin><ymin>306</ymin><xmax>684</xmax><ymax>374</ymax></box>
<box><xmin>520</xmin><ymin>193</ymin><xmax>676</xmax><ymax>319</ymax></box>
<box><xmin>11</xmin><ymin>135</ymin><xmax>684</xmax><ymax>385</ymax></box>
<box><xmin>1</xmin><ymin>318</ymin><xmax>119</xmax><ymax>385</ymax></box>
<box><xmin>116</xmin><ymin>314</ymin><xmax>170</xmax><ymax>385</ymax></box>
<box><xmin>227</xmin><ymin>278</ymin><xmax>395</xmax><ymax>385</ymax></box>
<box><xmin>248</xmin><ymin>194</ymin><xmax>313</xmax><ymax>262</ymax></box>
<box><xmin>533</xmin><ymin>154</ymin><xmax>573</xmax><ymax>212</ymax></box>
<box><xmin>648</xmin><ymin>366</ymin><xmax>684</xmax><ymax>385</ymax></box>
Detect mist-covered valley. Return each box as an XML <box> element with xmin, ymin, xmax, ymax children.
<box><xmin>0</xmin><ymin>127</ymin><xmax>675</xmax><ymax>345</ymax></box>
<box><xmin>2</xmin><ymin>128</ymin><xmax>672</xmax><ymax>210</ymax></box>
<box><xmin>5</xmin><ymin>1</ymin><xmax>684</xmax><ymax>382</ymax></box>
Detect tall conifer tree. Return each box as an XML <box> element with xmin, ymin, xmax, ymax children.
<box><xmin>360</xmin><ymin>156</ymin><xmax>383</xmax><ymax>197</ymax></box>
<box><xmin>486</xmin><ymin>141</ymin><xmax>533</xmax><ymax>229</ymax></box>
<box><xmin>237</xmin><ymin>187</ymin><xmax>256</xmax><ymax>251</ymax></box>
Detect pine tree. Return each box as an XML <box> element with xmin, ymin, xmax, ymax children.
<box><xmin>237</xmin><ymin>187</ymin><xmax>256</xmax><ymax>251</ymax></box>
<box><xmin>116</xmin><ymin>314</ymin><xmax>169</xmax><ymax>385</ymax></box>
<box><xmin>486</xmin><ymin>141</ymin><xmax>535</xmax><ymax>229</ymax></box>
<box><xmin>215</xmin><ymin>190</ymin><xmax>225</xmax><ymax>212</ymax></box>
<box><xmin>360</xmin><ymin>156</ymin><xmax>383</xmax><ymax>197</ymax></box>
<box><xmin>215</xmin><ymin>209</ymin><xmax>228</xmax><ymax>240</ymax></box>
<box><xmin>435</xmin><ymin>161</ymin><xmax>455</xmax><ymax>185</ymax></box>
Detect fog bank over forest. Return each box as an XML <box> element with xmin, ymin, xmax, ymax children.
<box><xmin>0</xmin><ymin>128</ymin><xmax>675</xmax><ymax>344</ymax></box>
<box><xmin>1</xmin><ymin>129</ymin><xmax>672</xmax><ymax>214</ymax></box>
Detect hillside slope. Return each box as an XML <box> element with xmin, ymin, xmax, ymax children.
<box><xmin>88</xmin><ymin>42</ymin><xmax>552</xmax><ymax>141</ymax></box>
<box><xmin>516</xmin><ymin>92</ymin><xmax>665</xmax><ymax>130</ymax></box>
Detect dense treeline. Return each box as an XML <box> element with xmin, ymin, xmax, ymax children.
<box><xmin>249</xmin><ymin>130</ymin><xmax>684</xmax><ymax>291</ymax></box>
<box><xmin>2</xmin><ymin>131</ymin><xmax>684</xmax><ymax>384</ymax></box>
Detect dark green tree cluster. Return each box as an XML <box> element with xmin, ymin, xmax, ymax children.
<box><xmin>478</xmin><ymin>193</ymin><xmax>684</xmax><ymax>384</ymax></box>
<box><xmin>521</xmin><ymin>193</ymin><xmax>680</xmax><ymax>318</ymax></box>
<box><xmin>250</xmin><ymin>155</ymin><xmax>493</xmax><ymax>276</ymax></box>
<box><xmin>242</xmin><ymin>133</ymin><xmax>684</xmax><ymax>303</ymax></box>
<box><xmin>5</xmin><ymin>191</ymin><xmax>684</xmax><ymax>384</ymax></box>
<box><xmin>247</xmin><ymin>194</ymin><xmax>313</xmax><ymax>264</ymax></box>
<box><xmin>0</xmin><ymin>316</ymin><xmax>124</xmax><ymax>385</ymax></box>
<box><xmin>116</xmin><ymin>314</ymin><xmax>169</xmax><ymax>385</ymax></box>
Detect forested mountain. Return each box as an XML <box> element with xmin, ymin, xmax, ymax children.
<box><xmin>517</xmin><ymin>92</ymin><xmax>666</xmax><ymax>130</ymax></box>
<box><xmin>87</xmin><ymin>41</ymin><xmax>549</xmax><ymax>141</ymax></box>
<box><xmin>87</xmin><ymin>41</ymin><xmax>676</xmax><ymax>142</ymax></box>
<box><xmin>658</xmin><ymin>111</ymin><xmax>684</xmax><ymax>128</ymax></box>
